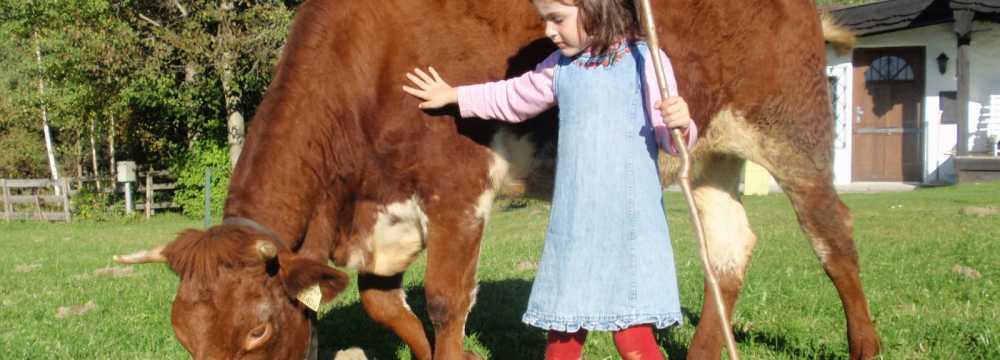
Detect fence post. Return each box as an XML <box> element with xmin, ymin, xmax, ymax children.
<box><xmin>2</xmin><ymin>179</ymin><xmax>10</xmax><ymax>222</ymax></box>
<box><xmin>204</xmin><ymin>168</ymin><xmax>212</xmax><ymax>228</ymax></box>
<box><xmin>124</xmin><ymin>181</ymin><xmax>133</xmax><ymax>216</ymax></box>
<box><xmin>34</xmin><ymin>185</ymin><xmax>43</xmax><ymax>220</ymax></box>
<box><xmin>145</xmin><ymin>169</ymin><xmax>153</xmax><ymax>219</ymax></box>
<box><xmin>61</xmin><ymin>178</ymin><xmax>71</xmax><ymax>223</ymax></box>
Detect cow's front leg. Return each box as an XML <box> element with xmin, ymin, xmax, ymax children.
<box><xmin>423</xmin><ymin>206</ymin><xmax>487</xmax><ymax>360</ymax></box>
<box><xmin>359</xmin><ymin>273</ymin><xmax>432</xmax><ymax>360</ymax></box>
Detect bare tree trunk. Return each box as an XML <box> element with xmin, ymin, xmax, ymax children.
<box><xmin>34</xmin><ymin>31</ymin><xmax>61</xmax><ymax>195</ymax></box>
<box><xmin>218</xmin><ymin>0</ymin><xmax>244</xmax><ymax>170</ymax></box>
<box><xmin>75</xmin><ymin>137</ymin><xmax>83</xmax><ymax>189</ymax></box>
<box><xmin>108</xmin><ymin>113</ymin><xmax>116</xmax><ymax>181</ymax></box>
<box><xmin>90</xmin><ymin>117</ymin><xmax>102</xmax><ymax>190</ymax></box>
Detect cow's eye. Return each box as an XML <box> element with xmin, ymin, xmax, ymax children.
<box><xmin>250</xmin><ymin>325</ymin><xmax>267</xmax><ymax>338</ymax></box>
<box><xmin>244</xmin><ymin>323</ymin><xmax>272</xmax><ymax>351</ymax></box>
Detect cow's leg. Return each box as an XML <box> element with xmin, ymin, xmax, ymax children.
<box><xmin>765</xmin><ymin>159</ymin><xmax>881</xmax><ymax>359</ymax></box>
<box><xmin>359</xmin><ymin>273</ymin><xmax>432</xmax><ymax>360</ymax></box>
<box><xmin>423</xmin><ymin>218</ymin><xmax>484</xmax><ymax>360</ymax></box>
<box><xmin>684</xmin><ymin>154</ymin><xmax>757</xmax><ymax>360</ymax></box>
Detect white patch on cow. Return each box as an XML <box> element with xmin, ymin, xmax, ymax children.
<box><xmin>662</xmin><ymin>109</ymin><xmax>757</xmax><ymax>187</ymax></box>
<box><xmin>367</xmin><ymin>196</ymin><xmax>429</xmax><ymax>276</ymax></box>
<box><xmin>811</xmin><ymin>240</ymin><xmax>833</xmax><ymax>264</ymax></box>
<box><xmin>692</xmin><ymin>181</ymin><xmax>757</xmax><ymax>277</ymax></box>
<box><xmin>255</xmin><ymin>302</ymin><xmax>273</xmax><ymax>319</ymax></box>
<box><xmin>467</xmin><ymin>285</ymin><xmax>479</xmax><ymax>315</ymax></box>
<box><xmin>691</xmin><ymin>108</ymin><xmax>843</xmax><ymax>267</ymax></box>
<box><xmin>698</xmin><ymin>110</ymin><xmax>762</xmax><ymax>158</ymax></box>
<box><xmin>333</xmin><ymin>347</ymin><xmax>368</xmax><ymax>360</ymax></box>
<box><xmin>486</xmin><ymin>141</ymin><xmax>511</xmax><ymax>191</ymax></box>
<box><xmin>397</xmin><ymin>289</ymin><xmax>412</xmax><ymax>312</ymax></box>
<box><xmin>462</xmin><ymin>285</ymin><xmax>479</xmax><ymax>338</ymax></box>
<box><xmin>343</xmin><ymin>248</ymin><xmax>367</xmax><ymax>270</ymax></box>
<box><xmin>663</xmin><ymin>108</ymin><xmax>761</xmax><ymax>277</ymax></box>
<box><xmin>473</xmin><ymin>189</ymin><xmax>496</xmax><ymax>223</ymax></box>
<box><xmin>470</xmin><ymin>149</ymin><xmax>502</xmax><ymax>222</ymax></box>
<box><xmin>460</xmin><ymin>131</ymin><xmax>518</xmax><ymax>226</ymax></box>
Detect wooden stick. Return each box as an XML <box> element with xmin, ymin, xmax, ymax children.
<box><xmin>2</xmin><ymin>179</ymin><xmax>10</xmax><ymax>222</ymax></box>
<box><xmin>137</xmin><ymin>13</ymin><xmax>162</xmax><ymax>28</ymax></box>
<box><xmin>145</xmin><ymin>169</ymin><xmax>153</xmax><ymax>219</ymax></box>
<box><xmin>635</xmin><ymin>1</ymin><xmax>740</xmax><ymax>359</ymax></box>
<box><xmin>61</xmin><ymin>178</ymin><xmax>71</xmax><ymax>223</ymax></box>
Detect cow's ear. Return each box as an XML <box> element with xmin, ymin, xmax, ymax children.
<box><xmin>277</xmin><ymin>255</ymin><xmax>349</xmax><ymax>309</ymax></box>
<box><xmin>161</xmin><ymin>229</ymin><xmax>209</xmax><ymax>276</ymax></box>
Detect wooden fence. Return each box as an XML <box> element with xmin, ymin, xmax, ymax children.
<box><xmin>135</xmin><ymin>170</ymin><xmax>178</xmax><ymax>219</ymax></box>
<box><xmin>1</xmin><ymin>178</ymin><xmax>71</xmax><ymax>222</ymax></box>
<box><xmin>2</xmin><ymin>169</ymin><xmax>179</xmax><ymax>222</ymax></box>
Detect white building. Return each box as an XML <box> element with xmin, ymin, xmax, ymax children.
<box><xmin>825</xmin><ymin>0</ymin><xmax>1000</xmax><ymax>184</ymax></box>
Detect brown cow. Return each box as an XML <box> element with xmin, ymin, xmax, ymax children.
<box><xmin>116</xmin><ymin>1</ymin><xmax>880</xmax><ymax>359</ymax></box>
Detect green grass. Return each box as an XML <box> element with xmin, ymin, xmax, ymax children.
<box><xmin>1</xmin><ymin>182</ymin><xmax>998</xmax><ymax>359</ymax></box>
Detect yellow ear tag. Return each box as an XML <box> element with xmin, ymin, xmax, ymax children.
<box><xmin>297</xmin><ymin>284</ymin><xmax>323</xmax><ymax>312</ymax></box>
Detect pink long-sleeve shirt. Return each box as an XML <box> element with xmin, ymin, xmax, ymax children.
<box><xmin>457</xmin><ymin>49</ymin><xmax>697</xmax><ymax>154</ymax></box>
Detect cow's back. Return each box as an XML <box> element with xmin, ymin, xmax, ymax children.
<box><xmin>227</xmin><ymin>0</ymin><xmax>831</xmax><ymax>242</ymax></box>
<box><xmin>655</xmin><ymin>0</ymin><xmax>833</xmax><ymax>165</ymax></box>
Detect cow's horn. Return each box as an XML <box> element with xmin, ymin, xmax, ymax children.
<box><xmin>257</xmin><ymin>240</ymin><xmax>278</xmax><ymax>260</ymax></box>
<box><xmin>113</xmin><ymin>245</ymin><xmax>166</xmax><ymax>264</ymax></box>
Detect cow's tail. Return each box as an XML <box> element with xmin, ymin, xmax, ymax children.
<box><xmin>821</xmin><ymin>12</ymin><xmax>856</xmax><ymax>55</ymax></box>
<box><xmin>490</xmin><ymin>129</ymin><xmax>554</xmax><ymax>199</ymax></box>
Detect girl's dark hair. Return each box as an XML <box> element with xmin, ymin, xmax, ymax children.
<box><xmin>565</xmin><ymin>0</ymin><xmax>643</xmax><ymax>57</ymax></box>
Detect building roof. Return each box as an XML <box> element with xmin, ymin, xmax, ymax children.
<box><xmin>951</xmin><ymin>0</ymin><xmax>1000</xmax><ymax>13</ymax></box>
<box><xmin>830</xmin><ymin>0</ymin><xmax>1000</xmax><ymax>36</ymax></box>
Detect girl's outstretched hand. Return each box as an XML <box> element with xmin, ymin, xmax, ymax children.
<box><xmin>402</xmin><ymin>67</ymin><xmax>457</xmax><ymax>110</ymax></box>
<box><xmin>656</xmin><ymin>96</ymin><xmax>691</xmax><ymax>129</ymax></box>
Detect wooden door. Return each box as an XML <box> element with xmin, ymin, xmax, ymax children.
<box><xmin>852</xmin><ymin>47</ymin><xmax>925</xmax><ymax>181</ymax></box>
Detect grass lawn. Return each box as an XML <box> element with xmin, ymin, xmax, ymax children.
<box><xmin>1</xmin><ymin>182</ymin><xmax>997</xmax><ymax>359</ymax></box>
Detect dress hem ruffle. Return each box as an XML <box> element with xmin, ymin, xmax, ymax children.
<box><xmin>521</xmin><ymin>311</ymin><xmax>683</xmax><ymax>332</ymax></box>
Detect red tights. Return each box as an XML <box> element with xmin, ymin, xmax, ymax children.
<box><xmin>545</xmin><ymin>324</ymin><xmax>664</xmax><ymax>360</ymax></box>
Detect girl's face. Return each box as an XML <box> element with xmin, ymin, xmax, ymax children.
<box><xmin>533</xmin><ymin>0</ymin><xmax>589</xmax><ymax>57</ymax></box>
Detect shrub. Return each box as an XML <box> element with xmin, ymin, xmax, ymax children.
<box><xmin>171</xmin><ymin>141</ymin><xmax>230</xmax><ymax>219</ymax></box>
<box><xmin>72</xmin><ymin>186</ymin><xmax>128</xmax><ymax>221</ymax></box>
<box><xmin>0</xmin><ymin>127</ymin><xmax>48</xmax><ymax>178</ymax></box>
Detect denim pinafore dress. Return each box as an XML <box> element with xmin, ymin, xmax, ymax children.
<box><xmin>521</xmin><ymin>42</ymin><xmax>683</xmax><ymax>332</ymax></box>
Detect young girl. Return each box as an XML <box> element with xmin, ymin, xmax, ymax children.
<box><xmin>403</xmin><ymin>0</ymin><xmax>696</xmax><ymax>358</ymax></box>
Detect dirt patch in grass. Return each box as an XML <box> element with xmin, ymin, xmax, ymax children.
<box><xmin>959</xmin><ymin>206</ymin><xmax>1000</xmax><ymax>217</ymax></box>
<box><xmin>56</xmin><ymin>300</ymin><xmax>97</xmax><ymax>318</ymax></box>
<box><xmin>94</xmin><ymin>266</ymin><xmax>136</xmax><ymax>277</ymax></box>
<box><xmin>953</xmin><ymin>264</ymin><xmax>982</xmax><ymax>279</ymax></box>
<box><xmin>71</xmin><ymin>266</ymin><xmax>136</xmax><ymax>280</ymax></box>
<box><xmin>516</xmin><ymin>260</ymin><xmax>537</xmax><ymax>271</ymax></box>
<box><xmin>14</xmin><ymin>263</ymin><xmax>41</xmax><ymax>273</ymax></box>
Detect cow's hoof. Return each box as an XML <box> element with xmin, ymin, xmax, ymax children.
<box><xmin>432</xmin><ymin>349</ymin><xmax>482</xmax><ymax>359</ymax></box>
<box><xmin>849</xmin><ymin>330</ymin><xmax>881</xmax><ymax>359</ymax></box>
<box><xmin>333</xmin><ymin>347</ymin><xmax>368</xmax><ymax>360</ymax></box>
<box><xmin>461</xmin><ymin>351</ymin><xmax>483</xmax><ymax>360</ymax></box>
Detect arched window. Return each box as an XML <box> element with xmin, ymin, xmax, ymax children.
<box><xmin>865</xmin><ymin>55</ymin><xmax>915</xmax><ymax>81</ymax></box>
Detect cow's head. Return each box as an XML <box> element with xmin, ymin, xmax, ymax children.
<box><xmin>115</xmin><ymin>224</ymin><xmax>348</xmax><ymax>359</ymax></box>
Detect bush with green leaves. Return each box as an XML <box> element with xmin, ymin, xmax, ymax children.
<box><xmin>171</xmin><ymin>141</ymin><xmax>230</xmax><ymax>219</ymax></box>
<box><xmin>71</xmin><ymin>186</ymin><xmax>127</xmax><ymax>221</ymax></box>
<box><xmin>0</xmin><ymin>127</ymin><xmax>48</xmax><ymax>178</ymax></box>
